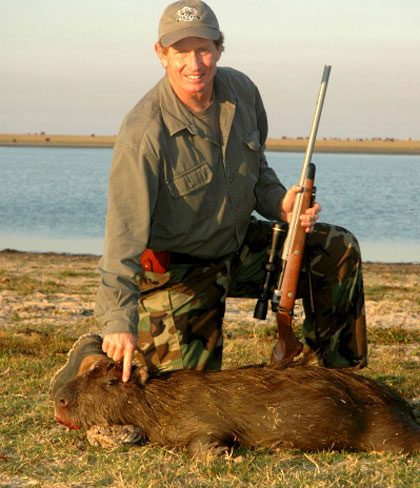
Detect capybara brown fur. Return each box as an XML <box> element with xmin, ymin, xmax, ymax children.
<box><xmin>54</xmin><ymin>358</ymin><xmax>420</xmax><ymax>457</ymax></box>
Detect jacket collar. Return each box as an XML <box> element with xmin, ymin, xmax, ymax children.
<box><xmin>160</xmin><ymin>75</ymin><xmax>196</xmax><ymax>137</ymax></box>
<box><xmin>159</xmin><ymin>70</ymin><xmax>237</xmax><ymax>141</ymax></box>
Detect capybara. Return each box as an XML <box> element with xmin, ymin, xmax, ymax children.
<box><xmin>54</xmin><ymin>358</ymin><xmax>420</xmax><ymax>457</ymax></box>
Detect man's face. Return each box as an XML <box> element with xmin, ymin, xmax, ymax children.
<box><xmin>155</xmin><ymin>37</ymin><xmax>222</xmax><ymax>105</ymax></box>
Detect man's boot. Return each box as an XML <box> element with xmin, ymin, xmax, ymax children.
<box><xmin>49</xmin><ymin>334</ymin><xmax>106</xmax><ymax>399</ymax></box>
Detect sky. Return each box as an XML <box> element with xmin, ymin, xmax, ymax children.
<box><xmin>1</xmin><ymin>0</ymin><xmax>419</xmax><ymax>139</ymax></box>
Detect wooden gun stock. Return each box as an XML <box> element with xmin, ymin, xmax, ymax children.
<box><xmin>271</xmin><ymin>164</ymin><xmax>316</xmax><ymax>362</ymax></box>
<box><xmin>271</xmin><ymin>65</ymin><xmax>331</xmax><ymax>363</ymax></box>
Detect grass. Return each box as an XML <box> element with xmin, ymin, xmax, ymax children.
<box><xmin>0</xmin><ymin>322</ymin><xmax>419</xmax><ymax>487</ymax></box>
<box><xmin>368</xmin><ymin>325</ymin><xmax>418</xmax><ymax>345</ymax></box>
<box><xmin>0</xmin><ymin>252</ymin><xmax>419</xmax><ymax>487</ymax></box>
<box><xmin>0</xmin><ymin>271</ymin><xmax>63</xmax><ymax>295</ymax></box>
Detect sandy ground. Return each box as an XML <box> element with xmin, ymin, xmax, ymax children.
<box><xmin>0</xmin><ymin>250</ymin><xmax>418</xmax><ymax>333</ymax></box>
<box><xmin>1</xmin><ymin>250</ymin><xmax>418</xmax><ymax>488</ymax></box>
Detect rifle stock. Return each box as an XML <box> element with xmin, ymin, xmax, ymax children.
<box><xmin>271</xmin><ymin>65</ymin><xmax>331</xmax><ymax>363</ymax></box>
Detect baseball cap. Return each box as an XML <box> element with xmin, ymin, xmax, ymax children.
<box><xmin>158</xmin><ymin>0</ymin><xmax>221</xmax><ymax>47</ymax></box>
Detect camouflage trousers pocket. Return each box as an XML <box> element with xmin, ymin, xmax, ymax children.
<box><xmin>136</xmin><ymin>264</ymin><xmax>227</xmax><ymax>372</ymax></box>
<box><xmin>137</xmin><ymin>289</ymin><xmax>184</xmax><ymax>372</ymax></box>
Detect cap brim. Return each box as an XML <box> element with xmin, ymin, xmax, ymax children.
<box><xmin>160</xmin><ymin>26</ymin><xmax>220</xmax><ymax>47</ymax></box>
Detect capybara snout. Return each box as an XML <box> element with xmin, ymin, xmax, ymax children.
<box><xmin>54</xmin><ymin>358</ymin><xmax>420</xmax><ymax>456</ymax></box>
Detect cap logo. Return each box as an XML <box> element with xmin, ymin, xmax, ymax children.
<box><xmin>177</xmin><ymin>6</ymin><xmax>201</xmax><ymax>22</ymax></box>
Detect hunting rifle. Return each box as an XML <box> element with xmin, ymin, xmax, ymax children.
<box><xmin>254</xmin><ymin>65</ymin><xmax>332</xmax><ymax>363</ymax></box>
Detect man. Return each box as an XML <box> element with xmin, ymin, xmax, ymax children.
<box><xmin>51</xmin><ymin>0</ymin><xmax>367</xmax><ymax>395</ymax></box>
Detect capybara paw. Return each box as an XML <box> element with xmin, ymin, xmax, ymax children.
<box><xmin>86</xmin><ymin>424</ymin><xmax>143</xmax><ymax>448</ymax></box>
<box><xmin>187</xmin><ymin>437</ymin><xmax>228</xmax><ymax>461</ymax></box>
<box><xmin>137</xmin><ymin>366</ymin><xmax>149</xmax><ymax>385</ymax></box>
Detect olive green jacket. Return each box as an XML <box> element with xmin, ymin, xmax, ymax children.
<box><xmin>95</xmin><ymin>67</ymin><xmax>286</xmax><ymax>335</ymax></box>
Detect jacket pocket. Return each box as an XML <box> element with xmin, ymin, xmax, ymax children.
<box><xmin>166</xmin><ymin>162</ymin><xmax>213</xmax><ymax>198</ymax></box>
<box><xmin>243</xmin><ymin>129</ymin><xmax>262</xmax><ymax>151</ymax></box>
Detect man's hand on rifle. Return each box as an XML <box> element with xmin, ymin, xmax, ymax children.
<box><xmin>280</xmin><ymin>185</ymin><xmax>321</xmax><ymax>233</ymax></box>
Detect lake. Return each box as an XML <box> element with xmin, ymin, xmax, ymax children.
<box><xmin>0</xmin><ymin>146</ymin><xmax>419</xmax><ymax>262</ymax></box>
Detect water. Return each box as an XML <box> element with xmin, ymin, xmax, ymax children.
<box><xmin>268</xmin><ymin>152</ymin><xmax>420</xmax><ymax>262</ymax></box>
<box><xmin>0</xmin><ymin>146</ymin><xmax>109</xmax><ymax>254</ymax></box>
<box><xmin>0</xmin><ymin>146</ymin><xmax>419</xmax><ymax>262</ymax></box>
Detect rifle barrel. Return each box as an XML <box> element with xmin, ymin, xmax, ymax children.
<box><xmin>281</xmin><ymin>65</ymin><xmax>331</xmax><ymax>262</ymax></box>
<box><xmin>299</xmin><ymin>65</ymin><xmax>331</xmax><ymax>186</ymax></box>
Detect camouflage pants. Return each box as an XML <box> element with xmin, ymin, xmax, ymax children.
<box><xmin>136</xmin><ymin>219</ymin><xmax>367</xmax><ymax>372</ymax></box>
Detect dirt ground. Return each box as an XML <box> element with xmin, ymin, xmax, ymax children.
<box><xmin>0</xmin><ymin>249</ymin><xmax>418</xmax><ymax>333</ymax></box>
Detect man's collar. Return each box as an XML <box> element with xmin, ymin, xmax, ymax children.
<box><xmin>160</xmin><ymin>70</ymin><xmax>237</xmax><ymax>137</ymax></box>
<box><xmin>160</xmin><ymin>75</ymin><xmax>198</xmax><ymax>137</ymax></box>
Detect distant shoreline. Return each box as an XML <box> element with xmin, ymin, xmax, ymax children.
<box><xmin>1</xmin><ymin>133</ymin><xmax>420</xmax><ymax>154</ymax></box>
<box><xmin>0</xmin><ymin>248</ymin><xmax>415</xmax><ymax>264</ymax></box>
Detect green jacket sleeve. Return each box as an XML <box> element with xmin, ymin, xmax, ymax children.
<box><xmin>94</xmin><ymin>136</ymin><xmax>159</xmax><ymax>336</ymax></box>
<box><xmin>253</xmin><ymin>87</ymin><xmax>287</xmax><ymax>220</ymax></box>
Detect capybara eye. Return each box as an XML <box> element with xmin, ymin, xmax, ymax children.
<box><xmin>106</xmin><ymin>378</ymin><xmax>120</xmax><ymax>387</ymax></box>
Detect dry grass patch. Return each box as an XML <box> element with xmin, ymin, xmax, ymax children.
<box><xmin>0</xmin><ymin>251</ymin><xmax>419</xmax><ymax>487</ymax></box>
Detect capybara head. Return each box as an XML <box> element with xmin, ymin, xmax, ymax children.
<box><xmin>54</xmin><ymin>358</ymin><xmax>148</xmax><ymax>430</ymax></box>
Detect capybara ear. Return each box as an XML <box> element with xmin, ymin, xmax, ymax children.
<box><xmin>87</xmin><ymin>358</ymin><xmax>107</xmax><ymax>372</ymax></box>
<box><xmin>131</xmin><ymin>365</ymin><xmax>149</xmax><ymax>385</ymax></box>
